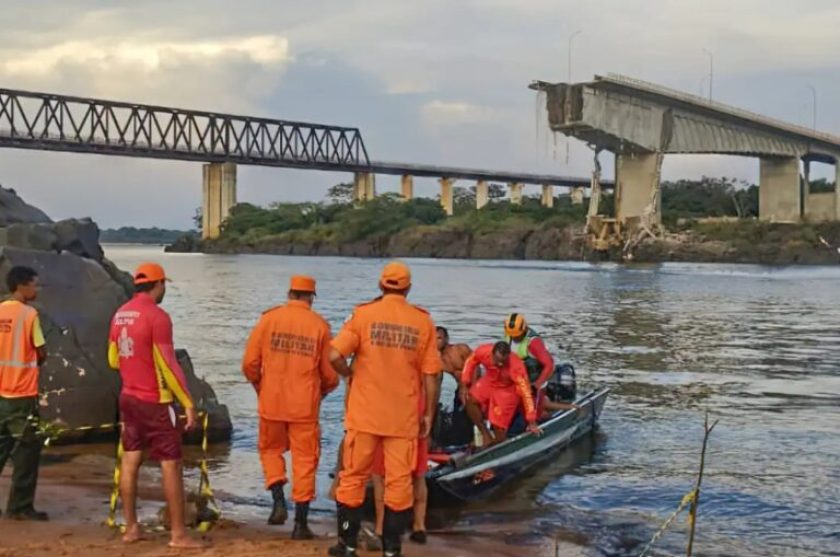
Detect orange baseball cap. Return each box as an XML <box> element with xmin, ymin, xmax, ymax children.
<box><xmin>379</xmin><ymin>261</ymin><xmax>411</xmax><ymax>290</ymax></box>
<box><xmin>133</xmin><ymin>262</ymin><xmax>169</xmax><ymax>285</ymax></box>
<box><xmin>289</xmin><ymin>275</ymin><xmax>317</xmax><ymax>293</ymax></box>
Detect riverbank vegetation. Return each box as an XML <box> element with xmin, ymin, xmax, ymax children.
<box><xmin>174</xmin><ymin>176</ymin><xmax>840</xmax><ymax>264</ymax></box>
<box><xmin>209</xmin><ymin>177</ymin><xmax>759</xmax><ymax>245</ymax></box>
<box><xmin>101</xmin><ymin>226</ymin><xmax>192</xmax><ymax>244</ymax></box>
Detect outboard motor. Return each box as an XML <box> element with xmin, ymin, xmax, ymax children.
<box><xmin>546</xmin><ymin>363</ymin><xmax>577</xmax><ymax>402</ymax></box>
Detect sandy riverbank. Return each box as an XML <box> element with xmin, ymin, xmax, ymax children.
<box><xmin>0</xmin><ymin>449</ymin><xmax>585</xmax><ymax>557</ymax></box>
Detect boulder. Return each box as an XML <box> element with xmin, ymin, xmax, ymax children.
<box><xmin>4</xmin><ymin>223</ymin><xmax>58</xmax><ymax>252</ymax></box>
<box><xmin>54</xmin><ymin>218</ymin><xmax>104</xmax><ymax>261</ymax></box>
<box><xmin>0</xmin><ymin>185</ymin><xmax>231</xmax><ymax>444</ymax></box>
<box><xmin>0</xmin><ymin>187</ymin><xmax>52</xmax><ymax>225</ymax></box>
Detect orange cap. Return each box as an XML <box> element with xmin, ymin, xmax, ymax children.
<box><xmin>133</xmin><ymin>262</ymin><xmax>169</xmax><ymax>285</ymax></box>
<box><xmin>379</xmin><ymin>261</ymin><xmax>411</xmax><ymax>290</ymax></box>
<box><xmin>289</xmin><ymin>275</ymin><xmax>317</xmax><ymax>293</ymax></box>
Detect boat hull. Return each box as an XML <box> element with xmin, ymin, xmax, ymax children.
<box><xmin>427</xmin><ymin>387</ymin><xmax>609</xmax><ymax>505</ymax></box>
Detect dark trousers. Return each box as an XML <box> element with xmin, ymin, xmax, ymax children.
<box><xmin>0</xmin><ymin>396</ymin><xmax>42</xmax><ymax>513</ymax></box>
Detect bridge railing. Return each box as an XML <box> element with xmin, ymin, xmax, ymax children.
<box><xmin>0</xmin><ymin>88</ymin><xmax>370</xmax><ymax>169</ymax></box>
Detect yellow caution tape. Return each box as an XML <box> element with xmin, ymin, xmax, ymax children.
<box><xmin>637</xmin><ymin>488</ymin><xmax>698</xmax><ymax>557</ymax></box>
<box><xmin>105</xmin><ymin>439</ymin><xmax>125</xmax><ymax>532</ymax></box>
<box><xmin>11</xmin><ymin>411</ymin><xmax>221</xmax><ymax>533</ymax></box>
<box><xmin>196</xmin><ymin>412</ymin><xmax>221</xmax><ymax>532</ymax></box>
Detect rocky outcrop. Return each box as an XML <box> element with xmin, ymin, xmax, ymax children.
<box><xmin>0</xmin><ymin>187</ymin><xmax>51</xmax><ymax>225</ymax></box>
<box><xmin>0</xmin><ymin>186</ymin><xmax>231</xmax><ymax>443</ymax></box>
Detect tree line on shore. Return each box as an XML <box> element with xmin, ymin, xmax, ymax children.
<box><xmin>210</xmin><ymin>177</ymin><xmax>799</xmax><ymax>245</ymax></box>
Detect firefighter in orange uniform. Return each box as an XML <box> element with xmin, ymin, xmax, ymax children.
<box><xmin>242</xmin><ymin>275</ymin><xmax>339</xmax><ymax>539</ymax></box>
<box><xmin>329</xmin><ymin>261</ymin><xmax>442</xmax><ymax>557</ymax></box>
<box><xmin>0</xmin><ymin>266</ymin><xmax>48</xmax><ymax>521</ymax></box>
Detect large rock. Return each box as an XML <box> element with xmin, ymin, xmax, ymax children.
<box><xmin>0</xmin><ymin>187</ymin><xmax>52</xmax><ymax>225</ymax></box>
<box><xmin>0</xmin><ymin>186</ymin><xmax>231</xmax><ymax>444</ymax></box>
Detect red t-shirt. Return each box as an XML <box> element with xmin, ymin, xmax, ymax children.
<box><xmin>108</xmin><ymin>293</ymin><xmax>193</xmax><ymax>408</ymax></box>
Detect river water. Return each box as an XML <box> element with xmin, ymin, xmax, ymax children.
<box><xmin>104</xmin><ymin>245</ymin><xmax>840</xmax><ymax>557</ymax></box>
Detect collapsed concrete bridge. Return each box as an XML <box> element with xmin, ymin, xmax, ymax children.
<box><xmin>531</xmin><ymin>74</ymin><xmax>840</xmax><ymax>231</ymax></box>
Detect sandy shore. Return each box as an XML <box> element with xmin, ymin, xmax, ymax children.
<box><xmin>0</xmin><ymin>448</ymin><xmax>585</xmax><ymax>557</ymax></box>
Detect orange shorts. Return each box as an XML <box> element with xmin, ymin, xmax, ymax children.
<box><xmin>372</xmin><ymin>437</ymin><xmax>428</xmax><ymax>478</ymax></box>
<box><xmin>469</xmin><ymin>377</ymin><xmax>521</xmax><ymax>430</ymax></box>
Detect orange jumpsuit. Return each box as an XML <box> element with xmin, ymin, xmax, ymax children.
<box><xmin>332</xmin><ymin>294</ymin><xmax>441</xmax><ymax>511</ymax></box>
<box><xmin>242</xmin><ymin>300</ymin><xmax>339</xmax><ymax>503</ymax></box>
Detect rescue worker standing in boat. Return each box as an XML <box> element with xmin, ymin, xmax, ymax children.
<box><xmin>242</xmin><ymin>275</ymin><xmax>339</xmax><ymax>539</ymax></box>
<box><xmin>503</xmin><ymin>314</ymin><xmax>554</xmax><ymax>390</ymax></box>
<box><xmin>329</xmin><ymin>261</ymin><xmax>441</xmax><ymax>557</ymax></box>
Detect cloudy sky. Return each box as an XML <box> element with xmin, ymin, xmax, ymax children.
<box><xmin>1</xmin><ymin>0</ymin><xmax>839</xmax><ymax>228</ymax></box>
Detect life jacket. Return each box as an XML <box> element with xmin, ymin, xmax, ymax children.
<box><xmin>0</xmin><ymin>301</ymin><xmax>40</xmax><ymax>398</ymax></box>
<box><xmin>506</xmin><ymin>327</ymin><xmax>543</xmax><ymax>384</ymax></box>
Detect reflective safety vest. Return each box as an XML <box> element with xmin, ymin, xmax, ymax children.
<box><xmin>0</xmin><ymin>300</ymin><xmax>41</xmax><ymax>398</ymax></box>
<box><xmin>506</xmin><ymin>327</ymin><xmax>542</xmax><ymax>383</ymax></box>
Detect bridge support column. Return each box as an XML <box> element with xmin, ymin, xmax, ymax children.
<box><xmin>439</xmin><ymin>178</ymin><xmax>454</xmax><ymax>216</ymax></box>
<box><xmin>202</xmin><ymin>162</ymin><xmax>237</xmax><ymax>240</ymax></box>
<box><xmin>509</xmin><ymin>183</ymin><xmax>523</xmax><ymax>205</ymax></box>
<box><xmin>570</xmin><ymin>187</ymin><xmax>585</xmax><ymax>205</ymax></box>
<box><xmin>353</xmin><ymin>172</ymin><xmax>376</xmax><ymax>202</ymax></box>
<box><xmin>804</xmin><ymin>159</ymin><xmax>840</xmax><ymax>222</ymax></box>
<box><xmin>476</xmin><ymin>180</ymin><xmax>489</xmax><ymax>209</ymax></box>
<box><xmin>615</xmin><ymin>152</ymin><xmax>662</xmax><ymax>226</ymax></box>
<box><xmin>836</xmin><ymin>161</ymin><xmax>840</xmax><ymax>220</ymax></box>
<box><xmin>541</xmin><ymin>185</ymin><xmax>554</xmax><ymax>208</ymax></box>
<box><xmin>400</xmin><ymin>174</ymin><xmax>414</xmax><ymax>201</ymax></box>
<box><xmin>759</xmin><ymin>157</ymin><xmax>800</xmax><ymax>222</ymax></box>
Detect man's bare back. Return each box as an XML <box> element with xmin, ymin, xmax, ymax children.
<box><xmin>440</xmin><ymin>343</ymin><xmax>472</xmax><ymax>381</ymax></box>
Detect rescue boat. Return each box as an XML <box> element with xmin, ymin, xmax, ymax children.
<box><xmin>425</xmin><ymin>387</ymin><xmax>609</xmax><ymax>504</ymax></box>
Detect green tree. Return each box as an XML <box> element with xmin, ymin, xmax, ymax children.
<box><xmin>326</xmin><ymin>182</ymin><xmax>355</xmax><ymax>204</ymax></box>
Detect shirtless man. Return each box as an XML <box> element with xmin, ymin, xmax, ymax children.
<box><xmin>436</xmin><ymin>327</ymin><xmax>472</xmax><ymax>382</ymax></box>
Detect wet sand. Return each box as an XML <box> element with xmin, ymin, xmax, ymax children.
<box><xmin>0</xmin><ymin>451</ymin><xmax>585</xmax><ymax>557</ymax></box>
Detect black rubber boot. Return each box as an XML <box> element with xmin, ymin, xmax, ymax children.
<box><xmin>267</xmin><ymin>482</ymin><xmax>288</xmax><ymax>525</ymax></box>
<box><xmin>291</xmin><ymin>501</ymin><xmax>315</xmax><ymax>540</ymax></box>
<box><xmin>327</xmin><ymin>503</ymin><xmax>361</xmax><ymax>556</ymax></box>
<box><xmin>382</xmin><ymin>507</ymin><xmax>411</xmax><ymax>557</ymax></box>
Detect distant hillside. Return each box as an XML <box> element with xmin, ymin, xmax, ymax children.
<box><xmin>100</xmin><ymin>227</ymin><xmax>194</xmax><ymax>244</ymax></box>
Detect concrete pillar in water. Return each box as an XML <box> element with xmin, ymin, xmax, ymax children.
<box><xmin>541</xmin><ymin>185</ymin><xmax>554</xmax><ymax>208</ymax></box>
<box><xmin>509</xmin><ymin>182</ymin><xmax>524</xmax><ymax>205</ymax></box>
<box><xmin>439</xmin><ymin>178</ymin><xmax>455</xmax><ymax>216</ymax></box>
<box><xmin>615</xmin><ymin>152</ymin><xmax>662</xmax><ymax>226</ymax></box>
<box><xmin>202</xmin><ymin>162</ymin><xmax>237</xmax><ymax>240</ymax></box>
<box><xmin>353</xmin><ymin>172</ymin><xmax>376</xmax><ymax>202</ymax></box>
<box><xmin>759</xmin><ymin>156</ymin><xmax>801</xmax><ymax>222</ymax></box>
<box><xmin>476</xmin><ymin>180</ymin><xmax>489</xmax><ymax>209</ymax></box>
<box><xmin>400</xmin><ymin>174</ymin><xmax>414</xmax><ymax>201</ymax></box>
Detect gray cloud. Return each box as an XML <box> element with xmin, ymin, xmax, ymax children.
<box><xmin>0</xmin><ymin>0</ymin><xmax>838</xmax><ymax>227</ymax></box>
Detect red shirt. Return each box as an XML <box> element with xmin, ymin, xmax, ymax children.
<box><xmin>108</xmin><ymin>293</ymin><xmax>193</xmax><ymax>408</ymax></box>
<box><xmin>461</xmin><ymin>343</ymin><xmax>537</xmax><ymax>422</ymax></box>
<box><xmin>520</xmin><ymin>335</ymin><xmax>555</xmax><ymax>387</ymax></box>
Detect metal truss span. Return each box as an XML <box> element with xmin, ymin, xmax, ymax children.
<box><xmin>0</xmin><ymin>88</ymin><xmax>370</xmax><ymax>170</ymax></box>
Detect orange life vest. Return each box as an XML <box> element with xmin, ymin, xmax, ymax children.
<box><xmin>0</xmin><ymin>301</ymin><xmax>40</xmax><ymax>398</ymax></box>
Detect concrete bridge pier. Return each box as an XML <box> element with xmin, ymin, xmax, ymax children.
<box><xmin>400</xmin><ymin>175</ymin><xmax>414</xmax><ymax>201</ymax></box>
<box><xmin>570</xmin><ymin>187</ymin><xmax>585</xmax><ymax>205</ymax></box>
<box><xmin>202</xmin><ymin>162</ymin><xmax>237</xmax><ymax>240</ymax></box>
<box><xmin>439</xmin><ymin>178</ymin><xmax>455</xmax><ymax>216</ymax></box>
<box><xmin>541</xmin><ymin>185</ymin><xmax>554</xmax><ymax>208</ymax></box>
<box><xmin>615</xmin><ymin>152</ymin><xmax>662</xmax><ymax>226</ymax></box>
<box><xmin>476</xmin><ymin>180</ymin><xmax>489</xmax><ymax>209</ymax></box>
<box><xmin>802</xmin><ymin>158</ymin><xmax>840</xmax><ymax>222</ymax></box>
<box><xmin>509</xmin><ymin>182</ymin><xmax>524</xmax><ymax>205</ymax></box>
<box><xmin>759</xmin><ymin>157</ymin><xmax>801</xmax><ymax>222</ymax></box>
<box><xmin>353</xmin><ymin>172</ymin><xmax>376</xmax><ymax>202</ymax></box>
